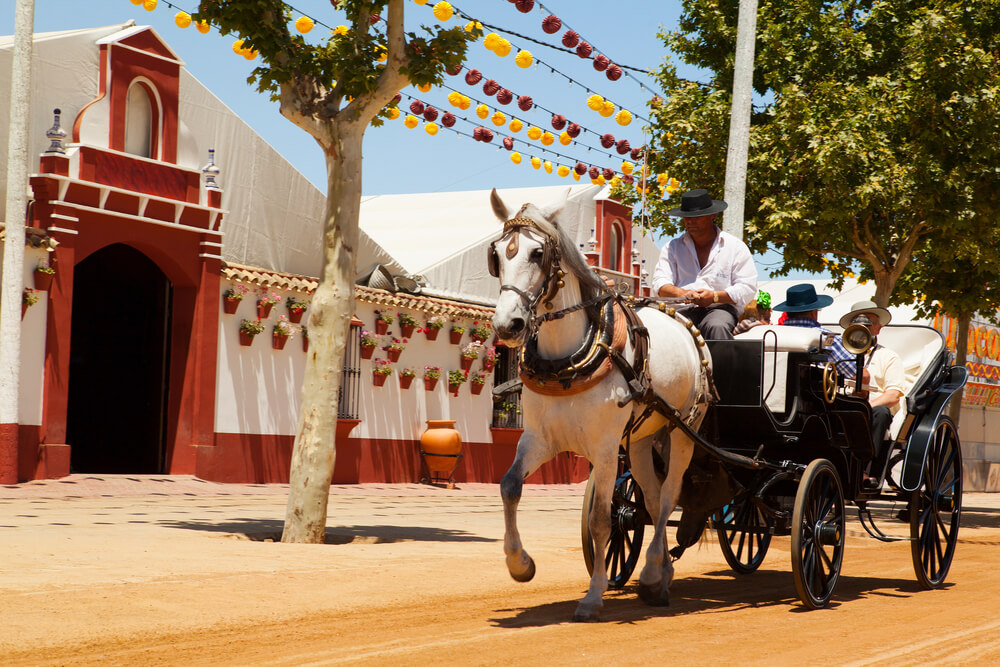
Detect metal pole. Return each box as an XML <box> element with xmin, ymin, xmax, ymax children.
<box><xmin>0</xmin><ymin>0</ymin><xmax>36</xmax><ymax>483</ymax></box>
<box><xmin>723</xmin><ymin>0</ymin><xmax>759</xmax><ymax>241</ymax></box>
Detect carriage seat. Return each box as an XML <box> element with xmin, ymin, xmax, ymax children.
<box><xmin>850</xmin><ymin>325</ymin><xmax>946</xmax><ymax>441</ymax></box>
<box><xmin>734</xmin><ymin>325</ymin><xmax>824</xmax><ymax>415</ymax></box>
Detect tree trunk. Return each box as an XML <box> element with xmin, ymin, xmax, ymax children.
<box><xmin>947</xmin><ymin>312</ymin><xmax>971</xmax><ymax>425</ymax></box>
<box><xmin>281</xmin><ymin>120</ymin><xmax>364</xmax><ymax>544</ymax></box>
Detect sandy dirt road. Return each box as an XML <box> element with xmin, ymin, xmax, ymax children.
<box><xmin>1</xmin><ymin>477</ymin><xmax>999</xmax><ymax>665</ymax></box>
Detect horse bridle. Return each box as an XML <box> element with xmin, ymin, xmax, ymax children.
<box><xmin>488</xmin><ymin>216</ymin><xmax>566</xmax><ymax>317</ymax></box>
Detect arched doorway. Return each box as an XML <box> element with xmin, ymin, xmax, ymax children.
<box><xmin>67</xmin><ymin>244</ymin><xmax>172</xmax><ymax>473</ymax></box>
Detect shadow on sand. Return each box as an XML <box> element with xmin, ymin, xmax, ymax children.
<box><xmin>157</xmin><ymin>518</ymin><xmax>495</xmax><ymax>544</ymax></box>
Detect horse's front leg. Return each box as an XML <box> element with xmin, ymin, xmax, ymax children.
<box><xmin>500</xmin><ymin>430</ymin><xmax>554</xmax><ymax>583</ymax></box>
<box><xmin>638</xmin><ymin>431</ymin><xmax>694</xmax><ymax>606</ymax></box>
<box><xmin>573</xmin><ymin>451</ymin><xmax>619</xmax><ymax>622</ymax></box>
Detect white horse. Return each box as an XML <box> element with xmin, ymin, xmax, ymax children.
<box><xmin>489</xmin><ymin>188</ymin><xmax>713</xmax><ymax>621</ymax></box>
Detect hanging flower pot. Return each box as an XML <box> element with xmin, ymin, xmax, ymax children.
<box><xmin>460</xmin><ymin>356</ymin><xmax>474</xmax><ymax>371</ymax></box>
<box><xmin>239</xmin><ymin>318</ymin><xmax>265</xmax><ymax>347</ymax></box>
<box><xmin>424</xmin><ymin>377</ymin><xmax>439</xmax><ymax>391</ymax></box>
<box><xmin>361</xmin><ymin>344</ymin><xmax>376</xmax><ymax>359</ymax></box>
<box><xmin>399</xmin><ymin>374</ymin><xmax>414</xmax><ymax>389</ymax></box>
<box><xmin>223</xmin><ymin>296</ymin><xmax>241</xmax><ymax>314</ymax></box>
<box><xmin>373</xmin><ymin>371</ymin><xmax>388</xmax><ymax>387</ymax></box>
<box><xmin>33</xmin><ymin>268</ymin><xmax>54</xmax><ymax>292</ymax></box>
<box><xmin>449</xmin><ymin>382</ymin><xmax>461</xmax><ymax>394</ymax></box>
<box><xmin>288</xmin><ymin>308</ymin><xmax>305</xmax><ymax>324</ymax></box>
<box><xmin>424</xmin><ymin>327</ymin><xmax>439</xmax><ymax>341</ymax></box>
<box><xmin>470</xmin><ymin>382</ymin><xmax>485</xmax><ymax>395</ymax></box>
<box><xmin>302</xmin><ymin>337</ymin><xmax>309</xmax><ymax>352</ymax></box>
<box><xmin>272</xmin><ymin>333</ymin><xmax>289</xmax><ymax>350</ymax></box>
<box><xmin>21</xmin><ymin>302</ymin><xmax>28</xmax><ymax>320</ymax></box>
<box><xmin>483</xmin><ymin>361</ymin><xmax>496</xmax><ymax>372</ymax></box>
<box><xmin>257</xmin><ymin>301</ymin><xmax>274</xmax><ymax>319</ymax></box>
<box><xmin>449</xmin><ymin>329</ymin><xmax>464</xmax><ymax>345</ymax></box>
<box><xmin>387</xmin><ymin>348</ymin><xmax>402</xmax><ymax>362</ymax></box>
<box><xmin>400</xmin><ymin>323</ymin><xmax>415</xmax><ymax>338</ymax></box>
<box><xmin>374</xmin><ymin>320</ymin><xmax>388</xmax><ymax>335</ymax></box>
<box><xmin>239</xmin><ymin>331</ymin><xmax>255</xmax><ymax>346</ymax></box>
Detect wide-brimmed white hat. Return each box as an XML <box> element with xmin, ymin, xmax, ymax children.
<box><xmin>839</xmin><ymin>300</ymin><xmax>891</xmax><ymax>329</ymax></box>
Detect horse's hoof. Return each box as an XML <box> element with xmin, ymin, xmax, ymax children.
<box><xmin>572</xmin><ymin>603</ymin><xmax>602</xmax><ymax>622</ymax></box>
<box><xmin>509</xmin><ymin>556</ymin><xmax>536</xmax><ymax>583</ymax></box>
<box><xmin>637</xmin><ymin>582</ymin><xmax>670</xmax><ymax>607</ymax></box>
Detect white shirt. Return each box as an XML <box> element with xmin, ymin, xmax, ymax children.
<box><xmin>650</xmin><ymin>228</ymin><xmax>758</xmax><ymax>312</ymax></box>
<box><xmin>864</xmin><ymin>345</ymin><xmax>906</xmax><ymax>414</ymax></box>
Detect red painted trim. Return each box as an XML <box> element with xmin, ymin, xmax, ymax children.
<box><xmin>0</xmin><ymin>423</ymin><xmax>17</xmax><ymax>484</ymax></box>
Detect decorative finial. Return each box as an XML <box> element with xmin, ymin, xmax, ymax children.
<box><xmin>44</xmin><ymin>108</ymin><xmax>66</xmax><ymax>154</ymax></box>
<box><xmin>632</xmin><ymin>239</ymin><xmax>640</xmax><ymax>264</ymax></box>
<box><xmin>586</xmin><ymin>227</ymin><xmax>598</xmax><ymax>252</ymax></box>
<box><xmin>640</xmin><ymin>259</ymin><xmax>648</xmax><ymax>286</ymax></box>
<box><xmin>202</xmin><ymin>148</ymin><xmax>221</xmax><ymax>190</ymax></box>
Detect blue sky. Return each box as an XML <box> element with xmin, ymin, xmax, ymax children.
<box><xmin>2</xmin><ymin>0</ymin><xmax>814</xmax><ymax>280</ymax></box>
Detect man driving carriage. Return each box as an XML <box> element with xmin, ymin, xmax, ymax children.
<box><xmin>650</xmin><ymin>189</ymin><xmax>757</xmax><ymax>340</ymax></box>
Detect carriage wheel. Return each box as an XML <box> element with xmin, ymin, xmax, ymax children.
<box><xmin>791</xmin><ymin>459</ymin><xmax>845</xmax><ymax>609</ymax></box>
<box><xmin>910</xmin><ymin>417</ymin><xmax>962</xmax><ymax>589</ymax></box>
<box><xmin>582</xmin><ymin>471</ymin><xmax>646</xmax><ymax>590</ymax></box>
<box><xmin>715</xmin><ymin>493</ymin><xmax>773</xmax><ymax>574</ymax></box>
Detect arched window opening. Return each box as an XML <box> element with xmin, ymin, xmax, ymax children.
<box><xmin>608</xmin><ymin>222</ymin><xmax>624</xmax><ymax>271</ymax></box>
<box><xmin>124</xmin><ymin>83</ymin><xmax>153</xmax><ymax>157</ymax></box>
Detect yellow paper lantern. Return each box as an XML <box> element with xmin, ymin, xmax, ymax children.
<box><xmin>459</xmin><ymin>96</ymin><xmax>471</xmax><ymax>110</ymax></box>
<box><xmin>143</xmin><ymin>0</ymin><xmax>157</xmax><ymax>11</ymax></box>
<box><xmin>616</xmin><ymin>109</ymin><xmax>633</xmax><ymax>126</ymax></box>
<box><xmin>557</xmin><ymin>165</ymin><xmax>570</xmax><ymax>177</ymax></box>
<box><xmin>495</xmin><ymin>40</ymin><xmax>511</xmax><ymax>57</ymax></box>
<box><xmin>174</xmin><ymin>12</ymin><xmax>192</xmax><ymax>29</ymax></box>
<box><xmin>426</xmin><ymin>123</ymin><xmax>439</xmax><ymax>136</ymax></box>
<box><xmin>531</xmin><ymin>156</ymin><xmax>541</xmax><ymax>170</ymax></box>
<box><xmin>465</xmin><ymin>21</ymin><xmax>482</xmax><ymax>33</ymax></box>
<box><xmin>386</xmin><ymin>107</ymin><xmax>400</xmax><ymax>120</ymax></box>
<box><xmin>415</xmin><ymin>0</ymin><xmax>429</xmax><ymax>5</ymax></box>
<box><xmin>600</xmin><ymin>100</ymin><xmax>615</xmax><ymax>117</ymax></box>
<box><xmin>334</xmin><ymin>25</ymin><xmax>349</xmax><ymax>36</ymax></box>
<box><xmin>196</xmin><ymin>21</ymin><xmax>210</xmax><ymax>34</ymax></box>
<box><xmin>657</xmin><ymin>173</ymin><xmax>668</xmax><ymax>185</ymax></box>
<box><xmin>243</xmin><ymin>48</ymin><xmax>257</xmax><ymax>61</ymax></box>
<box><xmin>476</xmin><ymin>104</ymin><xmax>489</xmax><ymax>119</ymax></box>
<box><xmin>509</xmin><ymin>118</ymin><xmax>523</xmax><ymax>133</ymax></box>
<box><xmin>447</xmin><ymin>91</ymin><xmax>462</xmax><ymax>107</ymax></box>
<box><xmin>587</xmin><ymin>94</ymin><xmax>605</xmax><ymax>111</ymax></box>
<box><xmin>130</xmin><ymin>0</ymin><xmax>144</xmax><ymax>5</ymax></box>
<box><xmin>376</xmin><ymin>49</ymin><xmax>387</xmax><ymax>63</ymax></box>
<box><xmin>670</xmin><ymin>178</ymin><xmax>680</xmax><ymax>189</ymax></box>
<box><xmin>511</xmin><ymin>152</ymin><xmax>522</xmax><ymax>165</ymax></box>
<box><xmin>404</xmin><ymin>114</ymin><xmax>419</xmax><ymax>129</ymax></box>
<box><xmin>484</xmin><ymin>32</ymin><xmax>500</xmax><ymax>51</ymax></box>
<box><xmin>232</xmin><ymin>40</ymin><xmax>245</xmax><ymax>55</ymax></box>
<box><xmin>418</xmin><ymin>82</ymin><xmax>432</xmax><ymax>93</ymax></box>
<box><xmin>596</xmin><ymin>175</ymin><xmax>606</xmax><ymax>185</ymax></box>
<box><xmin>559</xmin><ymin>131</ymin><xmax>572</xmax><ymax>146</ymax></box>
<box><xmin>527</xmin><ymin>126</ymin><xmax>542</xmax><ymax>141</ymax></box>
<box><xmin>433</xmin><ymin>2</ymin><xmax>454</xmax><ymax>21</ymax></box>
<box><xmin>491</xmin><ymin>111</ymin><xmax>506</xmax><ymax>127</ymax></box>
<box><xmin>544</xmin><ymin>161</ymin><xmax>553</xmax><ymax>174</ymax></box>
<box><xmin>622</xmin><ymin>161</ymin><xmax>633</xmax><ymax>175</ymax></box>
<box><xmin>572</xmin><ymin>170</ymin><xmax>581</xmax><ymax>181</ymax></box>
<box><xmin>515</xmin><ymin>50</ymin><xmax>533</xmax><ymax>68</ymax></box>
<box><xmin>541</xmin><ymin>132</ymin><xmax>554</xmax><ymax>146</ymax></box>
<box><xmin>295</xmin><ymin>16</ymin><xmax>314</xmax><ymax>34</ymax></box>
<box><xmin>610</xmin><ymin>176</ymin><xmax>622</xmax><ymax>188</ymax></box>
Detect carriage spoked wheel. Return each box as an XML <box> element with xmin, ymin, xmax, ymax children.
<box><xmin>791</xmin><ymin>459</ymin><xmax>846</xmax><ymax>609</ymax></box>
<box><xmin>910</xmin><ymin>417</ymin><xmax>962</xmax><ymax>589</ymax></box>
<box><xmin>714</xmin><ymin>493</ymin><xmax>773</xmax><ymax>574</ymax></box>
<box><xmin>582</xmin><ymin>471</ymin><xmax>646</xmax><ymax>590</ymax></box>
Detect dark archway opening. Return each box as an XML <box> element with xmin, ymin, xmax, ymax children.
<box><xmin>67</xmin><ymin>244</ymin><xmax>172</xmax><ymax>473</ymax></box>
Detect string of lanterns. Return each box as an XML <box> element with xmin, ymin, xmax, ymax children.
<box><xmin>128</xmin><ymin>0</ymin><xmax>680</xmax><ymax>195</ymax></box>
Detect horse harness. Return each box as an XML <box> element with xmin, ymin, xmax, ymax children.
<box><xmin>490</xmin><ymin>216</ymin><xmax>719</xmax><ymax>436</ymax></box>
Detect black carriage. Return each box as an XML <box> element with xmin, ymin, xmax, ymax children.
<box><xmin>582</xmin><ymin>321</ymin><xmax>968</xmax><ymax>609</ymax></box>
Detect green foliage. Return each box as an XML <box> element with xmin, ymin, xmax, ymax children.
<box><xmin>240</xmin><ymin>318</ymin><xmax>266</xmax><ymax>335</ymax></box>
<box><xmin>622</xmin><ymin>0</ymin><xmax>1000</xmax><ymax>307</ymax></box>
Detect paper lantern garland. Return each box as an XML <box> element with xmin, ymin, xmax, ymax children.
<box><xmin>542</xmin><ymin>15</ymin><xmax>562</xmax><ymax>34</ymax></box>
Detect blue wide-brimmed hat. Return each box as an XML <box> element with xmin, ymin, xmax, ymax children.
<box><xmin>772</xmin><ymin>283</ymin><xmax>834</xmax><ymax>312</ymax></box>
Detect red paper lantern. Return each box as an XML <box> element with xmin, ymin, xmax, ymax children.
<box><xmin>481</xmin><ymin>128</ymin><xmax>494</xmax><ymax>143</ymax></box>
<box><xmin>392</xmin><ymin>92</ymin><xmax>402</xmax><ymax>104</ymax></box>
<box><xmin>503</xmin><ymin>136</ymin><xmax>514</xmax><ymax>150</ymax></box>
<box><xmin>473</xmin><ymin>127</ymin><xmax>483</xmax><ymax>141</ymax></box>
<box><xmin>603</xmin><ymin>168</ymin><xmax>615</xmax><ymax>180</ymax></box>
<box><xmin>623</xmin><ymin>173</ymin><xmax>634</xmax><ymax>185</ymax></box>
<box><xmin>600</xmin><ymin>133</ymin><xmax>615</xmax><ymax>148</ymax></box>
<box><xmin>566</xmin><ymin>122</ymin><xmax>581</xmax><ymax>138</ymax></box>
<box><xmin>517</xmin><ymin>95</ymin><xmax>533</xmax><ymax>111</ymax></box>
<box><xmin>441</xmin><ymin>112</ymin><xmax>456</xmax><ymax>127</ymax></box>
<box><xmin>515</xmin><ymin>0</ymin><xmax>534</xmax><ymax>13</ymax></box>
<box><xmin>465</xmin><ymin>69</ymin><xmax>482</xmax><ymax>85</ymax></box>
<box><xmin>606</xmin><ymin>64</ymin><xmax>623</xmax><ymax>81</ymax></box>
<box><xmin>588</xmin><ymin>166</ymin><xmax>600</xmax><ymax>179</ymax></box>
<box><xmin>409</xmin><ymin>100</ymin><xmax>425</xmax><ymax>115</ymax></box>
<box><xmin>423</xmin><ymin>106</ymin><xmax>438</xmax><ymax>122</ymax></box>
<box><xmin>561</xmin><ymin>30</ymin><xmax>579</xmax><ymax>48</ymax></box>
<box><xmin>542</xmin><ymin>15</ymin><xmax>561</xmax><ymax>34</ymax></box>
<box><xmin>483</xmin><ymin>79</ymin><xmax>500</xmax><ymax>96</ymax></box>
<box><xmin>496</xmin><ymin>88</ymin><xmax>513</xmax><ymax>105</ymax></box>
<box><xmin>593</xmin><ymin>54</ymin><xmax>610</xmax><ymax>71</ymax></box>
<box><xmin>369</xmin><ymin>13</ymin><xmax>380</xmax><ymax>24</ymax></box>
<box><xmin>616</xmin><ymin>138</ymin><xmax>630</xmax><ymax>154</ymax></box>
<box><xmin>576</xmin><ymin>41</ymin><xmax>593</xmax><ymax>58</ymax></box>
<box><xmin>574</xmin><ymin>162</ymin><xmax>587</xmax><ymax>175</ymax></box>
<box><xmin>630</xmin><ymin>147</ymin><xmax>644</xmax><ymax>161</ymax></box>
<box><xmin>446</xmin><ymin>64</ymin><xmax>462</xmax><ymax>76</ymax></box>
<box><xmin>551</xmin><ymin>114</ymin><xmax>566</xmax><ymax>130</ymax></box>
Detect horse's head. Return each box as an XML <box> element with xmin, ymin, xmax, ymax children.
<box><xmin>488</xmin><ymin>188</ymin><xmax>568</xmax><ymax>347</ymax></box>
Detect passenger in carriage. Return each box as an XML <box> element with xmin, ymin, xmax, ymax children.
<box><xmin>771</xmin><ymin>283</ymin><xmax>833</xmax><ymax>328</ymax></box>
<box><xmin>733</xmin><ymin>290</ymin><xmax>773</xmax><ymax>335</ymax></box>
<box><xmin>836</xmin><ymin>301</ymin><xmax>905</xmax><ymax>488</ymax></box>
<box><xmin>650</xmin><ymin>189</ymin><xmax>758</xmax><ymax>340</ymax></box>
